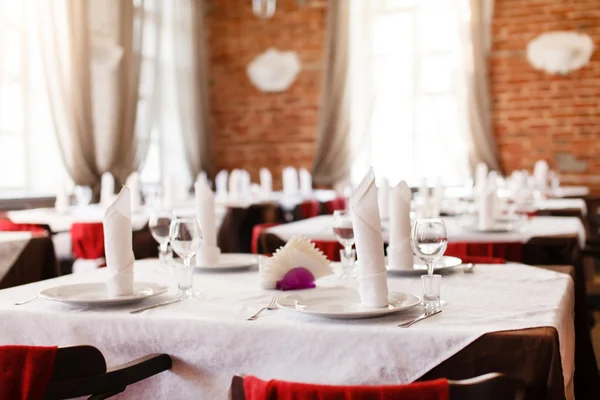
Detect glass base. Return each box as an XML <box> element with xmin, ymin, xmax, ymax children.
<box><xmin>177</xmin><ymin>288</ymin><xmax>193</xmax><ymax>299</ymax></box>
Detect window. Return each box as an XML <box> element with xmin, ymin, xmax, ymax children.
<box><xmin>0</xmin><ymin>0</ymin><xmax>64</xmax><ymax>191</ymax></box>
<box><xmin>350</xmin><ymin>0</ymin><xmax>470</xmax><ymax>186</ymax></box>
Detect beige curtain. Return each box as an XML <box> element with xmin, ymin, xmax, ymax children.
<box><xmin>311</xmin><ymin>0</ymin><xmax>351</xmax><ymax>186</ymax></box>
<box><xmin>173</xmin><ymin>0</ymin><xmax>212</xmax><ymax>178</ymax></box>
<box><xmin>37</xmin><ymin>0</ymin><xmax>148</xmax><ymax>190</ymax></box>
<box><xmin>464</xmin><ymin>0</ymin><xmax>501</xmax><ymax>172</ymax></box>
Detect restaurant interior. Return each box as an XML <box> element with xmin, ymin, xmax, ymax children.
<box><xmin>1</xmin><ymin>0</ymin><xmax>600</xmax><ymax>399</ymax></box>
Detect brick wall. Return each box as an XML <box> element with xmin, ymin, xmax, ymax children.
<box><xmin>206</xmin><ymin>0</ymin><xmax>327</xmax><ymax>188</ymax></box>
<box><xmin>491</xmin><ymin>0</ymin><xmax>600</xmax><ymax>190</ymax></box>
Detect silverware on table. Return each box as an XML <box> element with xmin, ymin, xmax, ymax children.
<box><xmin>398</xmin><ymin>309</ymin><xmax>442</xmax><ymax>328</ymax></box>
<box><xmin>463</xmin><ymin>263</ymin><xmax>475</xmax><ymax>273</ymax></box>
<box><xmin>247</xmin><ymin>296</ymin><xmax>279</xmax><ymax>321</ymax></box>
<box><xmin>130</xmin><ymin>298</ymin><xmax>183</xmax><ymax>314</ymax></box>
<box><xmin>14</xmin><ymin>295</ymin><xmax>38</xmax><ymax>306</ymax></box>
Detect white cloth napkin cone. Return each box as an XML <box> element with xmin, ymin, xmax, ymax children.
<box><xmin>54</xmin><ymin>181</ymin><xmax>69</xmax><ymax>213</ymax></box>
<box><xmin>474</xmin><ymin>162</ymin><xmax>488</xmax><ymax>197</ymax></box>
<box><xmin>350</xmin><ymin>168</ymin><xmax>389</xmax><ymax>307</ymax></box>
<box><xmin>100</xmin><ymin>172</ymin><xmax>115</xmax><ymax>207</ymax></box>
<box><xmin>377</xmin><ymin>178</ymin><xmax>390</xmax><ymax>220</ymax></box>
<box><xmin>229</xmin><ymin>169</ymin><xmax>241</xmax><ymax>198</ymax></box>
<box><xmin>299</xmin><ymin>168</ymin><xmax>313</xmax><ymax>196</ymax></box>
<box><xmin>418</xmin><ymin>180</ymin><xmax>430</xmax><ymax>218</ymax></box>
<box><xmin>259</xmin><ymin>236</ymin><xmax>331</xmax><ymax>289</ymax></box>
<box><xmin>239</xmin><ymin>170</ymin><xmax>251</xmax><ymax>198</ymax></box>
<box><xmin>260</xmin><ymin>168</ymin><xmax>273</xmax><ymax>196</ymax></box>
<box><xmin>163</xmin><ymin>176</ymin><xmax>175</xmax><ymax>209</ymax></box>
<box><xmin>387</xmin><ymin>181</ymin><xmax>413</xmax><ymax>270</ymax></box>
<box><xmin>534</xmin><ymin>160</ymin><xmax>549</xmax><ymax>190</ymax></box>
<box><xmin>196</xmin><ymin>171</ymin><xmax>208</xmax><ymax>186</ymax></box>
<box><xmin>282</xmin><ymin>167</ymin><xmax>299</xmax><ymax>196</ymax></box>
<box><xmin>126</xmin><ymin>172</ymin><xmax>142</xmax><ymax>212</ymax></box>
<box><xmin>215</xmin><ymin>170</ymin><xmax>229</xmax><ymax>198</ymax></box>
<box><xmin>431</xmin><ymin>180</ymin><xmax>444</xmax><ymax>218</ymax></box>
<box><xmin>104</xmin><ymin>187</ymin><xmax>135</xmax><ymax>297</ymax></box>
<box><xmin>194</xmin><ymin>179</ymin><xmax>221</xmax><ymax>266</ymax></box>
<box><xmin>478</xmin><ymin>182</ymin><xmax>495</xmax><ymax>230</ymax></box>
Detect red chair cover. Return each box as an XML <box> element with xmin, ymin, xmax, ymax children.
<box><xmin>0</xmin><ymin>219</ymin><xmax>46</xmax><ymax>234</ymax></box>
<box><xmin>71</xmin><ymin>223</ymin><xmax>105</xmax><ymax>260</ymax></box>
<box><xmin>459</xmin><ymin>256</ymin><xmax>506</xmax><ymax>264</ymax></box>
<box><xmin>312</xmin><ymin>240</ymin><xmax>344</xmax><ymax>262</ymax></box>
<box><xmin>324</xmin><ymin>197</ymin><xmax>347</xmax><ymax>214</ymax></box>
<box><xmin>252</xmin><ymin>223</ymin><xmax>280</xmax><ymax>254</ymax></box>
<box><xmin>0</xmin><ymin>345</ymin><xmax>57</xmax><ymax>400</ymax></box>
<box><xmin>243</xmin><ymin>375</ymin><xmax>449</xmax><ymax>400</ymax></box>
<box><xmin>445</xmin><ymin>242</ymin><xmax>523</xmax><ymax>262</ymax></box>
<box><xmin>298</xmin><ymin>200</ymin><xmax>321</xmax><ymax>219</ymax></box>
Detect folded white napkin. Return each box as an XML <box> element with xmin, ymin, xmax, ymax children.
<box><xmin>350</xmin><ymin>168</ymin><xmax>389</xmax><ymax>307</ymax></box>
<box><xmin>194</xmin><ymin>179</ymin><xmax>221</xmax><ymax>266</ymax></box>
<box><xmin>299</xmin><ymin>168</ymin><xmax>313</xmax><ymax>196</ymax></box>
<box><xmin>104</xmin><ymin>187</ymin><xmax>135</xmax><ymax>296</ymax></box>
<box><xmin>55</xmin><ymin>181</ymin><xmax>69</xmax><ymax>213</ymax></box>
<box><xmin>229</xmin><ymin>169</ymin><xmax>241</xmax><ymax>197</ymax></box>
<box><xmin>474</xmin><ymin>162</ymin><xmax>488</xmax><ymax>197</ymax></box>
<box><xmin>163</xmin><ymin>176</ymin><xmax>175</xmax><ymax>209</ymax></box>
<box><xmin>260</xmin><ymin>168</ymin><xmax>272</xmax><ymax>195</ymax></box>
<box><xmin>478</xmin><ymin>182</ymin><xmax>495</xmax><ymax>230</ymax></box>
<box><xmin>196</xmin><ymin>171</ymin><xmax>208</xmax><ymax>185</ymax></box>
<box><xmin>100</xmin><ymin>172</ymin><xmax>115</xmax><ymax>207</ymax></box>
<box><xmin>430</xmin><ymin>179</ymin><xmax>444</xmax><ymax>218</ymax></box>
<box><xmin>418</xmin><ymin>180</ymin><xmax>430</xmax><ymax>218</ymax></box>
<box><xmin>534</xmin><ymin>160</ymin><xmax>549</xmax><ymax>190</ymax></box>
<box><xmin>126</xmin><ymin>172</ymin><xmax>141</xmax><ymax>212</ymax></box>
<box><xmin>377</xmin><ymin>178</ymin><xmax>390</xmax><ymax>220</ymax></box>
<box><xmin>282</xmin><ymin>166</ymin><xmax>299</xmax><ymax>195</ymax></box>
<box><xmin>239</xmin><ymin>169</ymin><xmax>251</xmax><ymax>198</ymax></box>
<box><xmin>215</xmin><ymin>170</ymin><xmax>229</xmax><ymax>198</ymax></box>
<box><xmin>387</xmin><ymin>181</ymin><xmax>413</xmax><ymax>270</ymax></box>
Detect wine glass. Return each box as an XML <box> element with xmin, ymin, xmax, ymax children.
<box><xmin>411</xmin><ymin>218</ymin><xmax>448</xmax><ymax>276</ymax></box>
<box><xmin>169</xmin><ymin>217</ymin><xmax>203</xmax><ymax>298</ymax></box>
<box><xmin>332</xmin><ymin>210</ymin><xmax>355</xmax><ymax>277</ymax></box>
<box><xmin>149</xmin><ymin>210</ymin><xmax>174</xmax><ymax>266</ymax></box>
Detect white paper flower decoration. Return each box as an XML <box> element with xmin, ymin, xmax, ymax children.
<box><xmin>526</xmin><ymin>31</ymin><xmax>594</xmax><ymax>75</ymax></box>
<box><xmin>247</xmin><ymin>48</ymin><xmax>301</xmax><ymax>92</ymax></box>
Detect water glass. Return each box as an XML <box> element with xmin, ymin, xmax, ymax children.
<box><xmin>421</xmin><ymin>274</ymin><xmax>441</xmax><ymax>311</ymax></box>
<box><xmin>149</xmin><ymin>210</ymin><xmax>174</xmax><ymax>266</ymax></box>
<box><xmin>411</xmin><ymin>218</ymin><xmax>448</xmax><ymax>276</ymax></box>
<box><xmin>169</xmin><ymin>217</ymin><xmax>203</xmax><ymax>298</ymax></box>
<box><xmin>172</xmin><ymin>260</ymin><xmax>194</xmax><ymax>298</ymax></box>
<box><xmin>338</xmin><ymin>248</ymin><xmax>356</xmax><ymax>279</ymax></box>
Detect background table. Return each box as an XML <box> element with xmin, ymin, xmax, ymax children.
<box><xmin>0</xmin><ymin>233</ymin><xmax>58</xmax><ymax>289</ymax></box>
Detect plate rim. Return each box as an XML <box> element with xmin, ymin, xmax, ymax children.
<box><xmin>38</xmin><ymin>281</ymin><xmax>168</xmax><ymax>304</ymax></box>
<box><xmin>194</xmin><ymin>253</ymin><xmax>258</xmax><ymax>270</ymax></box>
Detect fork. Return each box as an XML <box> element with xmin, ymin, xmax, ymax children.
<box><xmin>14</xmin><ymin>295</ymin><xmax>38</xmax><ymax>306</ymax></box>
<box><xmin>247</xmin><ymin>296</ymin><xmax>279</xmax><ymax>321</ymax></box>
<box><xmin>398</xmin><ymin>309</ymin><xmax>442</xmax><ymax>328</ymax></box>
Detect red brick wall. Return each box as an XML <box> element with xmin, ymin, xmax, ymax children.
<box><xmin>491</xmin><ymin>0</ymin><xmax>600</xmax><ymax>190</ymax></box>
<box><xmin>206</xmin><ymin>0</ymin><xmax>327</xmax><ymax>188</ymax></box>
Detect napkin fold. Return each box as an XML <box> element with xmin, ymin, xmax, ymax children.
<box><xmin>163</xmin><ymin>176</ymin><xmax>175</xmax><ymax>209</ymax></box>
<box><xmin>100</xmin><ymin>172</ymin><xmax>115</xmax><ymax>206</ymax></box>
<box><xmin>534</xmin><ymin>160</ymin><xmax>549</xmax><ymax>190</ymax></box>
<box><xmin>474</xmin><ymin>162</ymin><xmax>488</xmax><ymax>197</ymax></box>
<box><xmin>104</xmin><ymin>187</ymin><xmax>135</xmax><ymax>296</ymax></box>
<box><xmin>126</xmin><ymin>172</ymin><xmax>141</xmax><ymax>212</ymax></box>
<box><xmin>55</xmin><ymin>181</ymin><xmax>69</xmax><ymax>213</ymax></box>
<box><xmin>418</xmin><ymin>180</ymin><xmax>429</xmax><ymax>218</ymax></box>
<box><xmin>196</xmin><ymin>171</ymin><xmax>208</xmax><ymax>186</ymax></box>
<box><xmin>260</xmin><ymin>168</ymin><xmax>273</xmax><ymax>195</ymax></box>
<box><xmin>478</xmin><ymin>181</ymin><xmax>495</xmax><ymax>230</ymax></box>
<box><xmin>431</xmin><ymin>179</ymin><xmax>444</xmax><ymax>218</ymax></box>
<box><xmin>215</xmin><ymin>170</ymin><xmax>229</xmax><ymax>198</ymax></box>
<box><xmin>240</xmin><ymin>169</ymin><xmax>252</xmax><ymax>198</ymax></box>
<box><xmin>194</xmin><ymin>179</ymin><xmax>221</xmax><ymax>266</ymax></box>
<box><xmin>299</xmin><ymin>168</ymin><xmax>312</xmax><ymax>196</ymax></box>
<box><xmin>282</xmin><ymin>167</ymin><xmax>299</xmax><ymax>195</ymax></box>
<box><xmin>387</xmin><ymin>181</ymin><xmax>413</xmax><ymax>270</ymax></box>
<box><xmin>350</xmin><ymin>168</ymin><xmax>389</xmax><ymax>307</ymax></box>
<box><xmin>377</xmin><ymin>178</ymin><xmax>390</xmax><ymax>220</ymax></box>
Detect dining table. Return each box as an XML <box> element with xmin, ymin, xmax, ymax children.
<box><xmin>0</xmin><ymin>258</ymin><xmax>580</xmax><ymax>399</ymax></box>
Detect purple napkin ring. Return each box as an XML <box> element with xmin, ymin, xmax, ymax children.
<box><xmin>276</xmin><ymin>267</ymin><xmax>316</xmax><ymax>291</ymax></box>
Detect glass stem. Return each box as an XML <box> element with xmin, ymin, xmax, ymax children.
<box><xmin>345</xmin><ymin>245</ymin><xmax>353</xmax><ymax>260</ymax></box>
<box><xmin>184</xmin><ymin>256</ymin><xmax>191</xmax><ymax>269</ymax></box>
<box><xmin>427</xmin><ymin>261</ymin><xmax>434</xmax><ymax>276</ymax></box>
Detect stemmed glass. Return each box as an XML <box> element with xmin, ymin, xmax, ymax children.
<box><xmin>149</xmin><ymin>210</ymin><xmax>175</xmax><ymax>267</ymax></box>
<box><xmin>169</xmin><ymin>217</ymin><xmax>203</xmax><ymax>299</ymax></box>
<box><xmin>332</xmin><ymin>210</ymin><xmax>355</xmax><ymax>278</ymax></box>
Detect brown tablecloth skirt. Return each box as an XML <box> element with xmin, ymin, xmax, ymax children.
<box><xmin>0</xmin><ymin>235</ymin><xmax>59</xmax><ymax>289</ymax></box>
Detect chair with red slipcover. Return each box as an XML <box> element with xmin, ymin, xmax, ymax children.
<box><xmin>0</xmin><ymin>345</ymin><xmax>171</xmax><ymax>400</ymax></box>
<box><xmin>70</xmin><ymin>223</ymin><xmax>106</xmax><ymax>273</ymax></box>
<box><xmin>230</xmin><ymin>373</ymin><xmax>523</xmax><ymax>400</ymax></box>
<box><xmin>323</xmin><ymin>196</ymin><xmax>346</xmax><ymax>214</ymax></box>
<box><xmin>252</xmin><ymin>223</ymin><xmax>280</xmax><ymax>254</ymax></box>
<box><xmin>293</xmin><ymin>200</ymin><xmax>321</xmax><ymax>220</ymax></box>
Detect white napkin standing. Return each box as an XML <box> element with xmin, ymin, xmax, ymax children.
<box><xmin>100</xmin><ymin>172</ymin><xmax>115</xmax><ymax>207</ymax></box>
<box><xmin>418</xmin><ymin>180</ymin><xmax>429</xmax><ymax>218</ymax></box>
<box><xmin>215</xmin><ymin>170</ymin><xmax>229</xmax><ymax>198</ymax></box>
<box><xmin>196</xmin><ymin>171</ymin><xmax>208</xmax><ymax>185</ymax></box>
<box><xmin>534</xmin><ymin>160</ymin><xmax>549</xmax><ymax>190</ymax></box>
<box><xmin>387</xmin><ymin>181</ymin><xmax>413</xmax><ymax>270</ymax></box>
<box><xmin>126</xmin><ymin>172</ymin><xmax>142</xmax><ymax>212</ymax></box>
<box><xmin>377</xmin><ymin>178</ymin><xmax>390</xmax><ymax>220</ymax></box>
<box><xmin>478</xmin><ymin>182</ymin><xmax>495</xmax><ymax>230</ymax></box>
<box><xmin>430</xmin><ymin>179</ymin><xmax>444</xmax><ymax>218</ymax></box>
<box><xmin>104</xmin><ymin>187</ymin><xmax>135</xmax><ymax>297</ymax></box>
<box><xmin>55</xmin><ymin>181</ymin><xmax>69</xmax><ymax>213</ymax></box>
<box><xmin>299</xmin><ymin>168</ymin><xmax>313</xmax><ymax>196</ymax></box>
<box><xmin>163</xmin><ymin>176</ymin><xmax>175</xmax><ymax>209</ymax></box>
<box><xmin>229</xmin><ymin>169</ymin><xmax>241</xmax><ymax>198</ymax></box>
<box><xmin>282</xmin><ymin>167</ymin><xmax>299</xmax><ymax>195</ymax></box>
<box><xmin>239</xmin><ymin>169</ymin><xmax>251</xmax><ymax>198</ymax></box>
<box><xmin>350</xmin><ymin>168</ymin><xmax>389</xmax><ymax>307</ymax></box>
<box><xmin>194</xmin><ymin>179</ymin><xmax>221</xmax><ymax>266</ymax></box>
<box><xmin>474</xmin><ymin>162</ymin><xmax>488</xmax><ymax>197</ymax></box>
<box><xmin>260</xmin><ymin>168</ymin><xmax>273</xmax><ymax>196</ymax></box>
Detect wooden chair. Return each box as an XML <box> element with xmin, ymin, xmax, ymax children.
<box><xmin>45</xmin><ymin>345</ymin><xmax>172</xmax><ymax>400</ymax></box>
<box><xmin>229</xmin><ymin>373</ymin><xmax>524</xmax><ymax>400</ymax></box>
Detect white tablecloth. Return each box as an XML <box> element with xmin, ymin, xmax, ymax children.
<box><xmin>0</xmin><ymin>231</ymin><xmax>32</xmax><ymax>281</ymax></box>
<box><xmin>7</xmin><ymin>206</ymin><xmax>149</xmax><ymax>233</ymax></box>
<box><xmin>267</xmin><ymin>215</ymin><xmax>587</xmax><ymax>248</ymax></box>
<box><xmin>214</xmin><ymin>189</ymin><xmax>337</xmax><ymax>210</ymax></box>
<box><xmin>0</xmin><ymin>260</ymin><xmax>574</xmax><ymax>399</ymax></box>
<box><xmin>530</xmin><ymin>198</ymin><xmax>588</xmax><ymax>216</ymax></box>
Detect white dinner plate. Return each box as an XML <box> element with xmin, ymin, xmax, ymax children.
<box><xmin>194</xmin><ymin>253</ymin><xmax>257</xmax><ymax>272</ymax></box>
<box><xmin>386</xmin><ymin>255</ymin><xmax>463</xmax><ymax>276</ymax></box>
<box><xmin>276</xmin><ymin>288</ymin><xmax>421</xmax><ymax>319</ymax></box>
<box><xmin>39</xmin><ymin>282</ymin><xmax>168</xmax><ymax>306</ymax></box>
